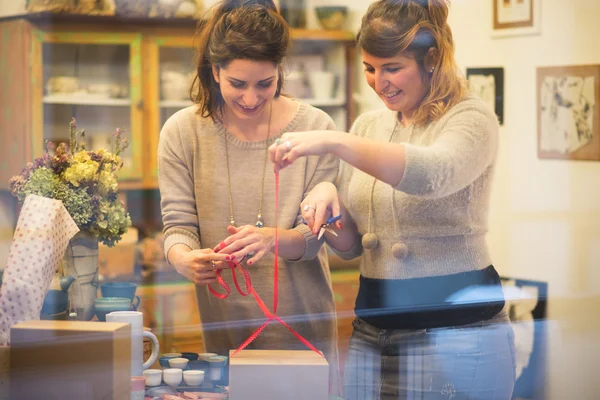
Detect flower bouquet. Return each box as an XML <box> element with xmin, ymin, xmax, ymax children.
<box><xmin>9</xmin><ymin>118</ymin><xmax>131</xmax><ymax>247</ymax></box>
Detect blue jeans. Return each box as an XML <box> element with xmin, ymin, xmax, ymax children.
<box><xmin>343</xmin><ymin>311</ymin><xmax>516</xmax><ymax>400</ymax></box>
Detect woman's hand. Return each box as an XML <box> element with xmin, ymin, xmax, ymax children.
<box><xmin>215</xmin><ymin>225</ymin><xmax>276</xmax><ymax>265</ymax></box>
<box><xmin>269</xmin><ymin>131</ymin><xmax>338</xmax><ymax>173</ymax></box>
<box><xmin>300</xmin><ymin>182</ymin><xmax>342</xmax><ymax>234</ymax></box>
<box><xmin>168</xmin><ymin>244</ymin><xmax>231</xmax><ymax>285</ymax></box>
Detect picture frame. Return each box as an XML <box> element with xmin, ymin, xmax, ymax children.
<box><xmin>492</xmin><ymin>0</ymin><xmax>541</xmax><ymax>37</ymax></box>
<box><xmin>466</xmin><ymin>67</ymin><xmax>504</xmax><ymax>125</ymax></box>
<box><xmin>537</xmin><ymin>65</ymin><xmax>600</xmax><ymax>161</ymax></box>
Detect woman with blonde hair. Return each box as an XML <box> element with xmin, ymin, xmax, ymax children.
<box><xmin>270</xmin><ymin>0</ymin><xmax>515</xmax><ymax>398</ymax></box>
<box><xmin>158</xmin><ymin>0</ymin><xmax>341</xmax><ymax>394</ymax></box>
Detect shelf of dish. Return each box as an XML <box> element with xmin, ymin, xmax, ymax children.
<box><xmin>43</xmin><ymin>94</ymin><xmax>131</xmax><ymax>106</ymax></box>
<box><xmin>159</xmin><ymin>97</ymin><xmax>347</xmax><ymax>109</ymax></box>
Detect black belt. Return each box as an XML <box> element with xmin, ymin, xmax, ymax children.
<box><xmin>355</xmin><ymin>265</ymin><xmax>505</xmax><ymax>330</ymax></box>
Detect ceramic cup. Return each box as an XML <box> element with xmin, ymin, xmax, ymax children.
<box><xmin>163</xmin><ymin>368</ymin><xmax>183</xmax><ymax>387</ymax></box>
<box><xmin>162</xmin><ymin>352</ymin><xmax>182</xmax><ymax>358</ymax></box>
<box><xmin>183</xmin><ymin>370</ymin><xmax>205</xmax><ymax>386</ymax></box>
<box><xmin>180</xmin><ymin>352</ymin><xmax>199</xmax><ymax>361</ymax></box>
<box><xmin>100</xmin><ymin>282</ymin><xmax>141</xmax><ymax>310</ymax></box>
<box><xmin>168</xmin><ymin>357</ymin><xmax>189</xmax><ymax>370</ymax></box>
<box><xmin>197</xmin><ymin>352</ymin><xmax>218</xmax><ymax>361</ymax></box>
<box><xmin>94</xmin><ymin>297</ymin><xmax>131</xmax><ymax>321</ymax></box>
<box><xmin>143</xmin><ymin>369</ymin><xmax>162</xmax><ymax>387</ymax></box>
<box><xmin>106</xmin><ymin>311</ymin><xmax>159</xmax><ymax>377</ymax></box>
<box><xmin>207</xmin><ymin>355</ymin><xmax>228</xmax><ymax>381</ymax></box>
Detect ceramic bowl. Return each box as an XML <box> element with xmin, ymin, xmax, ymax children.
<box><xmin>315</xmin><ymin>6</ymin><xmax>348</xmax><ymax>30</ymax></box>
<box><xmin>168</xmin><ymin>357</ymin><xmax>189</xmax><ymax>369</ymax></box>
<box><xmin>180</xmin><ymin>352</ymin><xmax>199</xmax><ymax>361</ymax></box>
<box><xmin>94</xmin><ymin>297</ymin><xmax>131</xmax><ymax>321</ymax></box>
<box><xmin>46</xmin><ymin>76</ymin><xmax>79</xmax><ymax>94</ymax></box>
<box><xmin>142</xmin><ymin>369</ymin><xmax>162</xmax><ymax>386</ymax></box>
<box><xmin>183</xmin><ymin>370</ymin><xmax>205</xmax><ymax>386</ymax></box>
<box><xmin>207</xmin><ymin>355</ymin><xmax>228</xmax><ymax>367</ymax></box>
<box><xmin>162</xmin><ymin>352</ymin><xmax>182</xmax><ymax>358</ymax></box>
<box><xmin>162</xmin><ymin>368</ymin><xmax>183</xmax><ymax>387</ymax></box>
<box><xmin>197</xmin><ymin>352</ymin><xmax>218</xmax><ymax>361</ymax></box>
<box><xmin>100</xmin><ymin>282</ymin><xmax>140</xmax><ymax>309</ymax></box>
<box><xmin>158</xmin><ymin>356</ymin><xmax>172</xmax><ymax>368</ymax></box>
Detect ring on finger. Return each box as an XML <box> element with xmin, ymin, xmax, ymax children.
<box><xmin>211</xmin><ymin>261</ymin><xmax>217</xmax><ymax>271</ymax></box>
<box><xmin>284</xmin><ymin>140</ymin><xmax>292</xmax><ymax>152</ymax></box>
<box><xmin>303</xmin><ymin>204</ymin><xmax>316</xmax><ymax>212</ymax></box>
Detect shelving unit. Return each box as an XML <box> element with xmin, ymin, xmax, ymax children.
<box><xmin>0</xmin><ymin>16</ymin><xmax>356</xmax><ymax>191</ymax></box>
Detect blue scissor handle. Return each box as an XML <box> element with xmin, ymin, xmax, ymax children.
<box><xmin>302</xmin><ymin>213</ymin><xmax>342</xmax><ymax>226</ymax></box>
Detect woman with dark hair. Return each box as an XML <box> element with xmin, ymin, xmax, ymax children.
<box><xmin>270</xmin><ymin>0</ymin><xmax>515</xmax><ymax>398</ymax></box>
<box><xmin>158</xmin><ymin>0</ymin><xmax>340</xmax><ymax>393</ymax></box>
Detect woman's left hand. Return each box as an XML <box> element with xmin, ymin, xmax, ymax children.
<box><xmin>268</xmin><ymin>131</ymin><xmax>335</xmax><ymax>173</ymax></box>
<box><xmin>215</xmin><ymin>225</ymin><xmax>276</xmax><ymax>265</ymax></box>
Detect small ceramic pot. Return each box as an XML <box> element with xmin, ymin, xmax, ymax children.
<box><xmin>94</xmin><ymin>297</ymin><xmax>131</xmax><ymax>321</ymax></box>
<box><xmin>162</xmin><ymin>352</ymin><xmax>182</xmax><ymax>358</ymax></box>
<box><xmin>180</xmin><ymin>352</ymin><xmax>199</xmax><ymax>361</ymax></box>
<box><xmin>168</xmin><ymin>357</ymin><xmax>189</xmax><ymax>370</ymax></box>
<box><xmin>197</xmin><ymin>352</ymin><xmax>217</xmax><ymax>361</ymax></box>
<box><xmin>207</xmin><ymin>356</ymin><xmax>228</xmax><ymax>381</ymax></box>
<box><xmin>183</xmin><ymin>370</ymin><xmax>205</xmax><ymax>386</ymax></box>
<box><xmin>163</xmin><ymin>368</ymin><xmax>183</xmax><ymax>387</ymax></box>
<box><xmin>143</xmin><ymin>369</ymin><xmax>162</xmax><ymax>387</ymax></box>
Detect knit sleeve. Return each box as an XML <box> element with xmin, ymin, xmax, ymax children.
<box><xmin>395</xmin><ymin>100</ymin><xmax>499</xmax><ymax>198</ymax></box>
<box><xmin>158</xmin><ymin>114</ymin><xmax>202</xmax><ymax>262</ymax></box>
<box><xmin>288</xmin><ymin>113</ymin><xmax>340</xmax><ymax>261</ymax></box>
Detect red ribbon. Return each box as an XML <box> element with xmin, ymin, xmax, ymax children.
<box><xmin>208</xmin><ymin>172</ymin><xmax>323</xmax><ymax>358</ymax></box>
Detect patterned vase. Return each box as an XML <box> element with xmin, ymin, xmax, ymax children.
<box><xmin>62</xmin><ymin>231</ymin><xmax>99</xmax><ymax>321</ymax></box>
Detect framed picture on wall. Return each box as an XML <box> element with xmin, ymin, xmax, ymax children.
<box><xmin>537</xmin><ymin>64</ymin><xmax>600</xmax><ymax>161</ymax></box>
<box><xmin>492</xmin><ymin>0</ymin><xmax>541</xmax><ymax>37</ymax></box>
<box><xmin>466</xmin><ymin>67</ymin><xmax>504</xmax><ymax>125</ymax></box>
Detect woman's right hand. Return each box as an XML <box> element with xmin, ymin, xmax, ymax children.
<box><xmin>167</xmin><ymin>244</ymin><xmax>231</xmax><ymax>285</ymax></box>
<box><xmin>301</xmin><ymin>182</ymin><xmax>342</xmax><ymax>234</ymax></box>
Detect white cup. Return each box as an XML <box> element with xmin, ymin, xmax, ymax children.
<box><xmin>106</xmin><ymin>311</ymin><xmax>159</xmax><ymax>377</ymax></box>
<box><xmin>183</xmin><ymin>370</ymin><xmax>205</xmax><ymax>386</ymax></box>
<box><xmin>308</xmin><ymin>71</ymin><xmax>336</xmax><ymax>99</ymax></box>
<box><xmin>163</xmin><ymin>368</ymin><xmax>183</xmax><ymax>387</ymax></box>
<box><xmin>168</xmin><ymin>357</ymin><xmax>189</xmax><ymax>369</ymax></box>
<box><xmin>143</xmin><ymin>369</ymin><xmax>162</xmax><ymax>387</ymax></box>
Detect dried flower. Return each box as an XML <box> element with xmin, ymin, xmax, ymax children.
<box><xmin>9</xmin><ymin>118</ymin><xmax>131</xmax><ymax>247</ymax></box>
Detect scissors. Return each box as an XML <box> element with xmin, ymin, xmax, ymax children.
<box><xmin>303</xmin><ymin>213</ymin><xmax>342</xmax><ymax>240</ymax></box>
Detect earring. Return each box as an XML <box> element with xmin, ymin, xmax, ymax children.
<box><xmin>429</xmin><ymin>67</ymin><xmax>435</xmax><ymax>73</ymax></box>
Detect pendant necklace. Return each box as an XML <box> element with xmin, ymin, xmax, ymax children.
<box><xmin>223</xmin><ymin>101</ymin><xmax>273</xmax><ymax>228</ymax></box>
<box><xmin>361</xmin><ymin>117</ymin><xmax>410</xmax><ymax>260</ymax></box>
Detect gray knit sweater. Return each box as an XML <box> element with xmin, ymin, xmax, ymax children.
<box><xmin>158</xmin><ymin>102</ymin><xmax>341</xmax><ymax>393</ymax></box>
<box><xmin>334</xmin><ymin>96</ymin><xmax>499</xmax><ymax>280</ymax></box>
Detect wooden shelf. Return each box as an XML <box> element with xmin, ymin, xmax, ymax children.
<box><xmin>13</xmin><ymin>13</ymin><xmax>355</xmax><ymax>42</ymax></box>
<box><xmin>44</xmin><ymin>95</ymin><xmax>131</xmax><ymax>106</ymax></box>
<box><xmin>160</xmin><ymin>97</ymin><xmax>346</xmax><ymax>109</ymax></box>
<box><xmin>291</xmin><ymin>29</ymin><xmax>355</xmax><ymax>42</ymax></box>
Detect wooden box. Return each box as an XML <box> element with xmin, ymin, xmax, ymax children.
<box><xmin>229</xmin><ymin>349</ymin><xmax>329</xmax><ymax>400</ymax></box>
<box><xmin>10</xmin><ymin>320</ymin><xmax>131</xmax><ymax>399</ymax></box>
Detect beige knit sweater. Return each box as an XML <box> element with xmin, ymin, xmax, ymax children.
<box><xmin>334</xmin><ymin>96</ymin><xmax>500</xmax><ymax>280</ymax></box>
<box><xmin>158</xmin><ymin>102</ymin><xmax>341</xmax><ymax>393</ymax></box>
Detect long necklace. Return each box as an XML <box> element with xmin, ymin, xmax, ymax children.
<box><xmin>361</xmin><ymin>118</ymin><xmax>410</xmax><ymax>260</ymax></box>
<box><xmin>224</xmin><ymin>101</ymin><xmax>273</xmax><ymax>228</ymax></box>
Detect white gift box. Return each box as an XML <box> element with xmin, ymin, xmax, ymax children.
<box><xmin>228</xmin><ymin>349</ymin><xmax>329</xmax><ymax>400</ymax></box>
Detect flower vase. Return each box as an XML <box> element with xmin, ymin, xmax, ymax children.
<box><xmin>62</xmin><ymin>231</ymin><xmax>99</xmax><ymax>321</ymax></box>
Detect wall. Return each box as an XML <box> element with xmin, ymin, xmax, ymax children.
<box><xmin>449</xmin><ymin>1</ymin><xmax>600</xmax><ymax>399</ymax></box>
